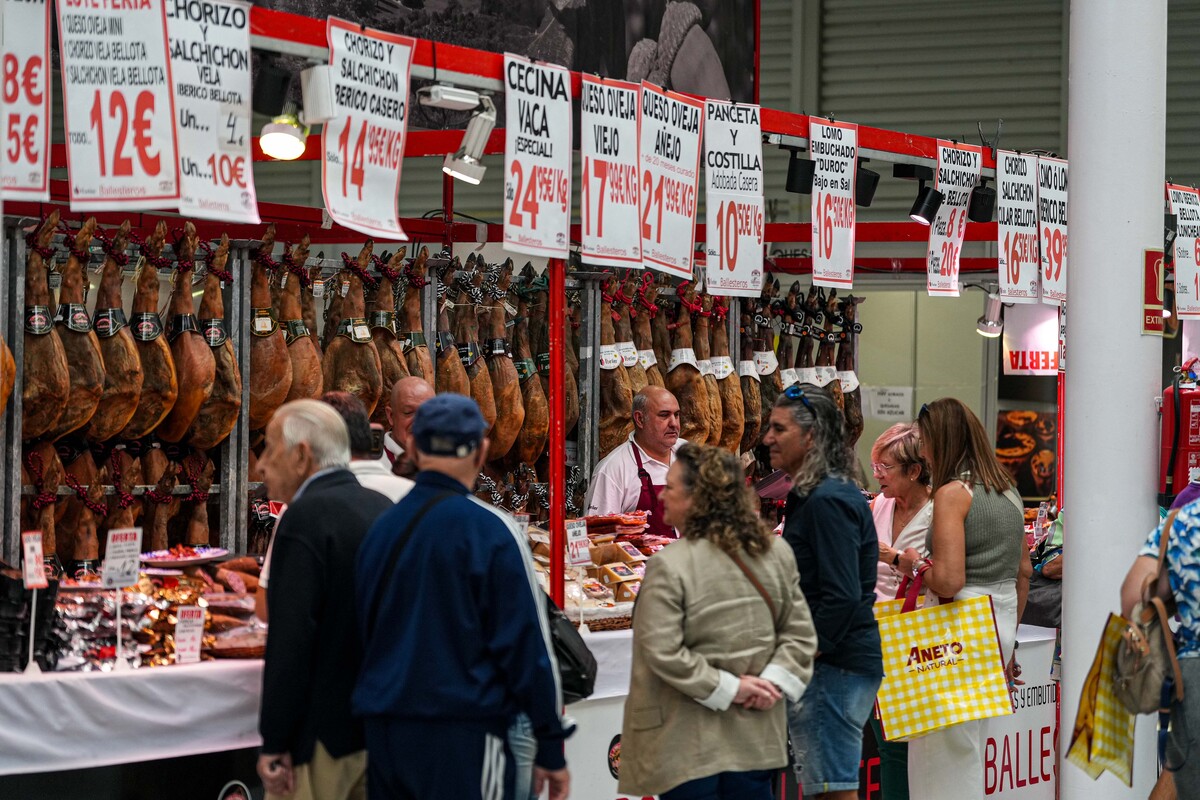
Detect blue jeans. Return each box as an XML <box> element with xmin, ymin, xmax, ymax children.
<box><xmin>788</xmin><ymin>661</ymin><xmax>882</xmax><ymax>796</ymax></box>
<box><xmin>508</xmin><ymin>713</ymin><xmax>537</xmax><ymax>800</ymax></box>
<box><xmin>661</xmin><ymin>769</ymin><xmax>775</xmax><ymax>800</ymax></box>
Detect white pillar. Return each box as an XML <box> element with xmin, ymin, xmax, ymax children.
<box><xmin>1061</xmin><ymin>2</ymin><xmax>1166</xmax><ymax>798</ymax></box>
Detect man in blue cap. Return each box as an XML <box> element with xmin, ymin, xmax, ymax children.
<box><xmin>353</xmin><ymin>393</ymin><xmax>572</xmax><ymax>800</ymax></box>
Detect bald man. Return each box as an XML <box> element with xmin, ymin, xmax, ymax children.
<box><xmin>584</xmin><ymin>386</ymin><xmax>684</xmax><ymax>538</ymax></box>
<box><xmin>381</xmin><ymin>377</ymin><xmax>436</xmax><ymax>477</ymax></box>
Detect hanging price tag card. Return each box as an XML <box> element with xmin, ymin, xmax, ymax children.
<box><xmin>1037</xmin><ymin>156</ymin><xmax>1069</xmax><ymax>305</ymax></box>
<box><xmin>21</xmin><ymin>532</ymin><xmax>47</xmax><ymax>590</ymax></box>
<box><xmin>580</xmin><ymin>75</ymin><xmax>640</xmax><ymax>267</ymax></box>
<box><xmin>639</xmin><ymin>82</ymin><xmax>704</xmax><ymax>279</ymax></box>
<box><xmin>996</xmin><ymin>150</ymin><xmax>1040</xmax><ymax>304</ymax></box>
<box><xmin>174</xmin><ymin>605</ymin><xmax>204</xmax><ymax>664</ymax></box>
<box><xmin>926</xmin><ymin>141</ymin><xmax>980</xmax><ymax>297</ymax></box>
<box><xmin>1168</xmin><ymin>183</ymin><xmax>1200</xmax><ymax>318</ymax></box>
<box><xmin>704</xmin><ymin>100</ymin><xmax>764</xmax><ymax>297</ymax></box>
<box><xmin>166</xmin><ymin>0</ymin><xmax>258</xmax><ymax>223</ymax></box>
<box><xmin>322</xmin><ymin>19</ymin><xmax>415</xmax><ymax>241</ymax></box>
<box><xmin>503</xmin><ymin>54</ymin><xmax>572</xmax><ymax>257</ymax></box>
<box><xmin>809</xmin><ymin>118</ymin><xmax>857</xmax><ymax>289</ymax></box>
<box><xmin>102</xmin><ymin>527</ymin><xmax>142</xmax><ymax>588</ymax></box>
<box><xmin>56</xmin><ymin>0</ymin><xmax>180</xmax><ymax>210</ymax></box>
<box><xmin>2</xmin><ymin>0</ymin><xmax>51</xmax><ymax>200</ymax></box>
<box><xmin>566</xmin><ymin>518</ymin><xmax>590</xmax><ymax>566</ymax></box>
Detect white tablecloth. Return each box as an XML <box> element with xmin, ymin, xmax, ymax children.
<box><xmin>0</xmin><ymin>661</ymin><xmax>263</xmax><ymax>776</ymax></box>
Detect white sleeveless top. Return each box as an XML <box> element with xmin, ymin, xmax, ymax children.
<box><xmin>872</xmin><ymin>495</ymin><xmax>933</xmax><ymax>601</ymax></box>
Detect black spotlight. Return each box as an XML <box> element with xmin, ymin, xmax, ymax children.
<box><xmin>253</xmin><ymin>54</ymin><xmax>292</xmax><ymax>118</ymax></box>
<box><xmin>909</xmin><ymin>180</ymin><xmax>944</xmax><ymax>225</ymax></box>
<box><xmin>786</xmin><ymin>150</ymin><xmax>816</xmax><ymax>194</ymax></box>
<box><xmin>967</xmin><ymin>178</ymin><xmax>997</xmax><ymax>223</ymax></box>
<box><xmin>892</xmin><ymin>163</ymin><xmax>935</xmax><ymax>182</ymax></box>
<box><xmin>855</xmin><ymin>160</ymin><xmax>880</xmax><ymax>207</ymax></box>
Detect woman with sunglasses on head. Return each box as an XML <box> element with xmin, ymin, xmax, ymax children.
<box><xmin>618</xmin><ymin>444</ymin><xmax>818</xmax><ymax>800</ymax></box>
<box><xmin>901</xmin><ymin>398</ymin><xmax>1032</xmax><ymax>800</ymax></box>
<box><xmin>764</xmin><ymin>383</ymin><xmax>882</xmax><ymax>800</ymax></box>
<box><xmin>867</xmin><ymin>423</ymin><xmax>932</xmax><ymax>800</ymax></box>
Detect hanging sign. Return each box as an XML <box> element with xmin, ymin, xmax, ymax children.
<box><xmin>638</xmin><ymin>81</ymin><xmax>704</xmax><ymax>279</ymax></box>
<box><xmin>1168</xmin><ymin>183</ymin><xmax>1200</xmax><ymax>318</ymax></box>
<box><xmin>166</xmin><ymin>0</ymin><xmax>258</xmax><ymax>223</ymax></box>
<box><xmin>322</xmin><ymin>19</ymin><xmax>415</xmax><ymax>241</ymax></box>
<box><xmin>1037</xmin><ymin>156</ymin><xmax>1068</xmax><ymax>305</ymax></box>
<box><xmin>996</xmin><ymin>150</ymin><xmax>1040</xmax><ymax>304</ymax></box>
<box><xmin>1001</xmin><ymin>302</ymin><xmax>1060</xmax><ymax>375</ymax></box>
<box><xmin>809</xmin><ymin>118</ymin><xmax>857</xmax><ymax>288</ymax></box>
<box><xmin>580</xmin><ymin>75</ymin><xmax>640</xmax><ymax>267</ymax></box>
<box><xmin>703</xmin><ymin>100</ymin><xmax>764</xmax><ymax>297</ymax></box>
<box><xmin>1057</xmin><ymin>304</ymin><xmax>1066</xmax><ymax>373</ymax></box>
<box><xmin>56</xmin><ymin>0</ymin><xmax>180</xmax><ymax>210</ymax></box>
<box><xmin>2</xmin><ymin>0</ymin><xmax>51</xmax><ymax>200</ymax></box>
<box><xmin>503</xmin><ymin>54</ymin><xmax>572</xmax><ymax>257</ymax></box>
<box><xmin>926</xmin><ymin>140</ymin><xmax>981</xmax><ymax>296</ymax></box>
<box><xmin>1144</xmin><ymin>249</ymin><xmax>1165</xmax><ymax>335</ymax></box>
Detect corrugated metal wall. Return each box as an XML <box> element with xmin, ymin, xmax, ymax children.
<box><xmin>1168</xmin><ymin>3</ymin><xmax>1200</xmax><ymax>187</ymax></box>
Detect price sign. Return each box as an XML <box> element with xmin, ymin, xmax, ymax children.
<box><xmin>56</xmin><ymin>0</ymin><xmax>180</xmax><ymax>209</ymax></box>
<box><xmin>322</xmin><ymin>18</ymin><xmax>415</xmax><ymax>240</ymax></box>
<box><xmin>503</xmin><ymin>54</ymin><xmax>572</xmax><ymax>257</ymax></box>
<box><xmin>996</xmin><ymin>150</ymin><xmax>1040</xmax><ymax>304</ymax></box>
<box><xmin>2</xmin><ymin>0</ymin><xmax>51</xmax><ymax>200</ymax></box>
<box><xmin>1037</xmin><ymin>156</ymin><xmax>1069</xmax><ymax>305</ymax></box>
<box><xmin>174</xmin><ymin>605</ymin><xmax>204</xmax><ymax>664</ymax></box>
<box><xmin>21</xmin><ymin>532</ymin><xmax>47</xmax><ymax>590</ymax></box>
<box><xmin>809</xmin><ymin>118</ymin><xmax>857</xmax><ymax>288</ymax></box>
<box><xmin>704</xmin><ymin>100</ymin><xmax>764</xmax><ymax>297</ymax></box>
<box><xmin>638</xmin><ymin>82</ymin><xmax>704</xmax><ymax>279</ymax></box>
<box><xmin>1168</xmin><ymin>183</ymin><xmax>1200</xmax><ymax>318</ymax></box>
<box><xmin>566</xmin><ymin>518</ymin><xmax>590</xmax><ymax>566</ymax></box>
<box><xmin>166</xmin><ymin>0</ymin><xmax>258</xmax><ymax>223</ymax></box>
<box><xmin>926</xmin><ymin>140</ymin><xmax>980</xmax><ymax>296</ymax></box>
<box><xmin>102</xmin><ymin>527</ymin><xmax>142</xmax><ymax>589</ymax></box>
<box><xmin>580</xmin><ymin>75</ymin><xmax>640</xmax><ymax>267</ymax></box>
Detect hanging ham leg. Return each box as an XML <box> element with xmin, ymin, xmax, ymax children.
<box><xmin>482</xmin><ymin>259</ymin><xmax>524</xmax><ymax>462</ymax></box>
<box><xmin>709</xmin><ymin>297</ymin><xmax>744</xmax><ymax>454</ymax></box>
<box><xmin>837</xmin><ymin>295</ymin><xmax>864</xmax><ymax>448</ymax></box>
<box><xmin>156</xmin><ymin>224</ymin><xmax>215</xmax><ymax>442</ymax></box>
<box><xmin>612</xmin><ymin>274</ymin><xmax>648</xmax><ymax>393</ymax></box>
<box><xmin>86</xmin><ymin>220</ymin><xmax>144</xmax><ymax>441</ymax></box>
<box><xmin>598</xmin><ymin>276</ymin><xmax>634</xmax><ymax>458</ymax></box>
<box><xmin>22</xmin><ymin>442</ymin><xmax>64</xmax><ymax>559</ymax></box>
<box><xmin>739</xmin><ymin>312</ymin><xmax>762</xmax><ymax>452</ymax></box>
<box><xmin>692</xmin><ymin>293</ymin><xmax>723</xmax><ymax>445</ymax></box>
<box><xmin>666</xmin><ymin>281</ymin><xmax>711</xmax><ymax>446</ymax></box>
<box><xmin>21</xmin><ymin>211</ymin><xmax>70</xmax><ymax>440</ymax></box>
<box><xmin>248</xmin><ymin>225</ymin><xmax>291</xmax><ymax>431</ymax></box>
<box><xmin>303</xmin><ymin>263</ymin><xmax>323</xmax><ymax>358</ymax></box>
<box><xmin>753</xmin><ymin>278</ymin><xmax>784</xmax><ymax>422</ymax></box>
<box><xmin>650</xmin><ymin>273</ymin><xmax>674</xmax><ymax>371</ymax></box>
<box><xmin>368</xmin><ymin>249</ymin><xmax>412</xmax><ymax>426</ymax></box>
<box><xmin>507</xmin><ymin>265</ymin><xmax>548</xmax><ymax>474</ymax></box>
<box><xmin>433</xmin><ymin>259</ymin><xmax>471</xmax><ymax>396</ymax></box>
<box><xmin>187</xmin><ymin>235</ymin><xmax>243</xmax><ymax>450</ymax></box>
<box><xmin>181</xmin><ymin>451</ymin><xmax>214</xmax><ymax>546</ymax></box>
<box><xmin>58</xmin><ymin>449</ymin><xmax>103</xmax><ymax>565</ymax></box>
<box><xmin>795</xmin><ymin>284</ymin><xmax>821</xmax><ymax>374</ymax></box>
<box><xmin>45</xmin><ymin>218</ymin><xmax>105</xmax><ymax>442</ymax></box>
<box><xmin>452</xmin><ymin>264</ymin><xmax>497</xmax><ymax>431</ymax></box>
<box><xmin>0</xmin><ymin>336</ymin><xmax>14</xmax><ymax>420</ymax></box>
<box><xmin>142</xmin><ymin>446</ymin><xmax>181</xmax><ymax>553</ymax></box>
<box><xmin>815</xmin><ymin>288</ymin><xmax>845</xmax><ymax>413</ymax></box>
<box><xmin>631</xmin><ymin>274</ymin><xmax>665</xmax><ymax>388</ymax></box>
<box><xmin>278</xmin><ymin>237</ymin><xmax>323</xmax><ymax>401</ymax></box>
<box><xmin>120</xmin><ymin>223</ymin><xmax>178</xmax><ymax>439</ymax></box>
<box><xmin>397</xmin><ymin>246</ymin><xmax>435</xmax><ymax>388</ymax></box>
<box><xmin>322</xmin><ymin>242</ymin><xmax>384</xmax><ymax>415</ymax></box>
<box><xmin>100</xmin><ymin>446</ymin><xmax>142</xmax><ymax>535</ymax></box>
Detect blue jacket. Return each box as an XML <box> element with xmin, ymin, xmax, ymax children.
<box><xmin>353</xmin><ymin>470</ymin><xmax>570</xmax><ymax>769</ymax></box>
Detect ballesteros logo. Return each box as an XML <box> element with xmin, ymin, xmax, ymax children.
<box><xmin>906</xmin><ymin>641</ymin><xmax>964</xmax><ymax>673</ymax></box>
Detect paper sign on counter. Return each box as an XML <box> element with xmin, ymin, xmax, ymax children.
<box><xmin>566</xmin><ymin>519</ymin><xmax>590</xmax><ymax>566</ymax></box>
<box><xmin>926</xmin><ymin>141</ymin><xmax>981</xmax><ymax>296</ymax></box>
<box><xmin>704</xmin><ymin>100</ymin><xmax>764</xmax><ymax>297</ymax></box>
<box><xmin>638</xmin><ymin>82</ymin><xmax>704</xmax><ymax>279</ymax></box>
<box><xmin>996</xmin><ymin>150</ymin><xmax>1040</xmax><ymax>303</ymax></box>
<box><xmin>580</xmin><ymin>75</ymin><xmax>641</xmax><ymax>267</ymax></box>
<box><xmin>174</xmin><ymin>605</ymin><xmax>204</xmax><ymax>664</ymax></box>
<box><xmin>2</xmin><ymin>0</ymin><xmax>51</xmax><ymax>200</ymax></box>
<box><xmin>21</xmin><ymin>532</ymin><xmax>47</xmax><ymax>590</ymax></box>
<box><xmin>865</xmin><ymin>386</ymin><xmax>914</xmax><ymax>421</ymax></box>
<box><xmin>1037</xmin><ymin>156</ymin><xmax>1069</xmax><ymax>305</ymax></box>
<box><xmin>810</xmin><ymin>118</ymin><xmax>858</xmax><ymax>289</ymax></box>
<box><xmin>102</xmin><ymin>527</ymin><xmax>143</xmax><ymax>589</ymax></box>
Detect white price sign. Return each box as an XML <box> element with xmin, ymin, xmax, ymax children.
<box><xmin>704</xmin><ymin>100</ymin><xmax>764</xmax><ymax>297</ymax></box>
<box><xmin>2</xmin><ymin>0</ymin><xmax>51</xmax><ymax>200</ymax></box>
<box><xmin>21</xmin><ymin>531</ymin><xmax>47</xmax><ymax>590</ymax></box>
<box><xmin>56</xmin><ymin>0</ymin><xmax>180</xmax><ymax>210</ymax></box>
<box><xmin>1168</xmin><ymin>183</ymin><xmax>1200</xmax><ymax>318</ymax></box>
<box><xmin>580</xmin><ymin>75</ymin><xmax>640</xmax><ymax>267</ymax></box>
<box><xmin>166</xmin><ymin>0</ymin><xmax>258</xmax><ymax>223</ymax></box>
<box><xmin>996</xmin><ymin>150</ymin><xmax>1040</xmax><ymax>304</ymax></box>
<box><xmin>173</xmin><ymin>605</ymin><xmax>204</xmax><ymax>664</ymax></box>
<box><xmin>102</xmin><ymin>527</ymin><xmax>142</xmax><ymax>588</ymax></box>
<box><xmin>638</xmin><ymin>81</ymin><xmax>703</xmax><ymax>279</ymax></box>
<box><xmin>1037</xmin><ymin>156</ymin><xmax>1068</xmax><ymax>305</ymax></box>
<box><xmin>322</xmin><ymin>18</ymin><xmax>415</xmax><ymax>240</ymax></box>
<box><xmin>926</xmin><ymin>140</ymin><xmax>981</xmax><ymax>297</ymax></box>
<box><xmin>566</xmin><ymin>518</ymin><xmax>590</xmax><ymax>566</ymax></box>
<box><xmin>809</xmin><ymin>118</ymin><xmax>857</xmax><ymax>288</ymax></box>
<box><xmin>503</xmin><ymin>54</ymin><xmax>572</xmax><ymax>257</ymax></box>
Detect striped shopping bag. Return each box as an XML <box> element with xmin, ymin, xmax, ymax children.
<box><xmin>874</xmin><ymin>573</ymin><xmax>1012</xmax><ymax>742</ymax></box>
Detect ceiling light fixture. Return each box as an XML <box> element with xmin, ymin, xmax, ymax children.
<box><xmin>976</xmin><ymin>292</ymin><xmax>1004</xmax><ymax>338</ymax></box>
<box><xmin>419</xmin><ymin>84</ymin><xmax>483</xmax><ymax>112</ymax></box>
<box><xmin>259</xmin><ymin>102</ymin><xmax>309</xmax><ymax>161</ymax></box>
<box><xmin>909</xmin><ymin>180</ymin><xmax>944</xmax><ymax>225</ymax></box>
<box><xmin>785</xmin><ymin>150</ymin><xmax>815</xmax><ymax>195</ymax></box>
<box><xmin>443</xmin><ymin>96</ymin><xmax>497</xmax><ymax>185</ymax></box>
<box><xmin>855</xmin><ymin>160</ymin><xmax>880</xmax><ymax>207</ymax></box>
<box><xmin>967</xmin><ymin>178</ymin><xmax>997</xmax><ymax>223</ymax></box>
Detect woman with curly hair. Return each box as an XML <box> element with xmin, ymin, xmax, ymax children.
<box><xmin>618</xmin><ymin>443</ymin><xmax>817</xmax><ymax>799</ymax></box>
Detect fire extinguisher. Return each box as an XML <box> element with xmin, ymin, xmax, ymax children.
<box><xmin>1160</xmin><ymin>358</ymin><xmax>1200</xmax><ymax>506</ymax></box>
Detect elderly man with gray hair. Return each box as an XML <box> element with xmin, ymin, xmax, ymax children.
<box><xmin>257</xmin><ymin>399</ymin><xmax>394</xmax><ymax>800</ymax></box>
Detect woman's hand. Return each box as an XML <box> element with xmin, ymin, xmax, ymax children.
<box><xmin>734</xmin><ymin>675</ymin><xmax>782</xmax><ymax>710</ymax></box>
<box><xmin>1006</xmin><ymin>655</ymin><xmax>1024</xmax><ymax>688</ymax></box>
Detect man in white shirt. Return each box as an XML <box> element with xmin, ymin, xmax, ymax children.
<box><xmin>585</xmin><ymin>386</ymin><xmax>685</xmax><ymax>538</ymax></box>
<box><xmin>380</xmin><ymin>376</ymin><xmax>436</xmax><ymax>478</ymax></box>
<box><xmin>323</xmin><ymin>391</ymin><xmax>414</xmax><ymax>502</ymax></box>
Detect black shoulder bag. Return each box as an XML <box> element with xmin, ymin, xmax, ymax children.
<box><xmin>544</xmin><ymin>592</ymin><xmax>597</xmax><ymax>705</ymax></box>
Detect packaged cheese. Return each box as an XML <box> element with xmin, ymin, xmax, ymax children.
<box><xmin>599</xmin><ymin>562</ymin><xmax>638</xmax><ymax>586</ymax></box>
<box><xmin>614</xmin><ymin>580</ymin><xmax>641</xmax><ymax>602</ymax></box>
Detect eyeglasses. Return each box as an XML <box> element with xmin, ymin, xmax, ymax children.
<box><xmin>784</xmin><ymin>382</ymin><xmax>816</xmax><ymax>414</ymax></box>
<box><xmin>871</xmin><ymin>462</ymin><xmax>901</xmax><ymax>476</ymax></box>
<box><xmin>918</xmin><ymin>402</ymin><xmax>930</xmax><ymax>419</ymax></box>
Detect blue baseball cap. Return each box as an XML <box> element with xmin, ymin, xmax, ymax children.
<box><xmin>411</xmin><ymin>393</ymin><xmax>487</xmax><ymax>457</ymax></box>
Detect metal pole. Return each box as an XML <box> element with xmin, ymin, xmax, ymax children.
<box><xmin>548</xmin><ymin>257</ymin><xmax>566</xmax><ymax>607</ymax></box>
<box><xmin>1061</xmin><ymin>3</ymin><xmax>1166</xmax><ymax>797</ymax></box>
<box><xmin>2</xmin><ymin>225</ymin><xmax>20</xmax><ymax>565</ymax></box>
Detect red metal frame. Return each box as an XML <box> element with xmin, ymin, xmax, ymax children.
<box><xmin>547</xmin><ymin>258</ymin><xmax>567</xmax><ymax>607</ymax></box>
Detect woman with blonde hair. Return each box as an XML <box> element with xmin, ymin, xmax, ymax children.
<box><xmin>619</xmin><ymin>443</ymin><xmax>818</xmax><ymax>800</ymax></box>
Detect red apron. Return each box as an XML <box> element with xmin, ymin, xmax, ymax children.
<box><xmin>633</xmin><ymin>445</ymin><xmax>677</xmax><ymax>539</ymax></box>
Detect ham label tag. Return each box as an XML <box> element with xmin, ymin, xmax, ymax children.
<box><xmin>24</xmin><ymin>305</ymin><xmax>52</xmax><ymax>335</ymax></box>
<box><xmin>638</xmin><ymin>349</ymin><xmax>658</xmax><ymax>369</ymax></box>
<box><xmin>668</xmin><ymin>347</ymin><xmax>699</xmax><ymax>372</ymax></box>
<box><xmin>617</xmin><ymin>341</ymin><xmax>639</xmax><ymax>367</ymax></box>
<box><xmin>753</xmin><ymin>349</ymin><xmax>778</xmax><ymax>375</ymax></box>
<box><xmin>55</xmin><ymin>303</ymin><xmax>92</xmax><ymax>333</ymax></box>
<box><xmin>250</xmin><ymin>307</ymin><xmax>278</xmax><ymax>336</ymax></box>
<box><xmin>130</xmin><ymin>312</ymin><xmax>164</xmax><ymax>342</ymax></box>
<box><xmin>710</xmin><ymin>355</ymin><xmax>735</xmax><ymax>380</ymax></box>
<box><xmin>738</xmin><ymin>359</ymin><xmax>760</xmax><ymax>382</ymax></box>
<box><xmin>92</xmin><ymin>308</ymin><xmax>128</xmax><ymax>338</ymax></box>
<box><xmin>599</xmin><ymin>343</ymin><xmax>622</xmax><ymax>370</ymax></box>
<box><xmin>202</xmin><ymin>318</ymin><xmax>229</xmax><ymax>347</ymax></box>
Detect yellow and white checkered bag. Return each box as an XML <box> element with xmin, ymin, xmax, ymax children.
<box><xmin>875</xmin><ymin>591</ymin><xmax>1012</xmax><ymax>742</ymax></box>
<box><xmin>1065</xmin><ymin>613</ymin><xmax>1136</xmax><ymax>786</ymax></box>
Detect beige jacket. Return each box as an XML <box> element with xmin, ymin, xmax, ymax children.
<box><xmin>617</xmin><ymin>537</ymin><xmax>818</xmax><ymax>796</ymax></box>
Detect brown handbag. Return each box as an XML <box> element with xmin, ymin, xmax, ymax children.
<box><xmin>728</xmin><ymin>550</ymin><xmax>778</xmax><ymax>629</ymax></box>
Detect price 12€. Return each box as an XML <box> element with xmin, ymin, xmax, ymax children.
<box><xmin>87</xmin><ymin>90</ymin><xmax>163</xmax><ymax>180</ymax></box>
